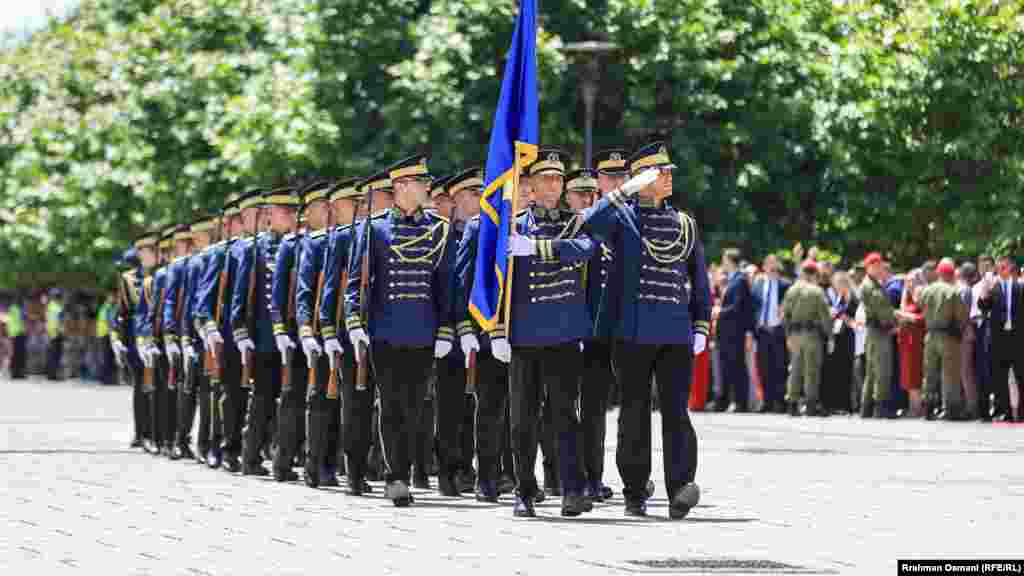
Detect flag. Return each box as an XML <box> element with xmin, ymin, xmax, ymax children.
<box><xmin>468</xmin><ymin>0</ymin><xmax>539</xmax><ymax>331</ymax></box>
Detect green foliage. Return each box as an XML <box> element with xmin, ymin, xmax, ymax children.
<box><xmin>1</xmin><ymin>0</ymin><xmax>1021</xmax><ymax>289</ymax></box>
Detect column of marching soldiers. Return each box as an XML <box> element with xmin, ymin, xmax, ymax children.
<box><xmin>110</xmin><ymin>142</ymin><xmax>707</xmax><ymax>519</ymax></box>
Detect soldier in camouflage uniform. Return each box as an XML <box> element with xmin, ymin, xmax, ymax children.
<box><xmin>859</xmin><ymin>253</ymin><xmax>897</xmax><ymax>418</ymax></box>
<box><xmin>782</xmin><ymin>260</ymin><xmax>834</xmax><ymax>416</ymax></box>
<box><xmin>918</xmin><ymin>258</ymin><xmax>967</xmax><ymax>420</ymax></box>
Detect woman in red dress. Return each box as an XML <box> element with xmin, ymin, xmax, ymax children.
<box><xmin>895</xmin><ymin>269</ymin><xmax>926</xmax><ymax>417</ymax></box>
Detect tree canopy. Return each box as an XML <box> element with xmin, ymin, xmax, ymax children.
<box><xmin>1</xmin><ymin>0</ymin><xmax>1021</xmax><ymax>289</ymax></box>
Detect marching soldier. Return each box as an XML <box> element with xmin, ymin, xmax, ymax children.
<box><xmin>163</xmin><ymin>224</ymin><xmax>197</xmax><ymax>460</ymax></box>
<box><xmin>859</xmin><ymin>252</ymin><xmax>897</xmax><ymax>418</ymax></box>
<box><xmin>918</xmin><ymin>258</ymin><xmax>968</xmax><ymax>420</ymax></box>
<box><xmin>186</xmin><ymin>214</ymin><xmax>218</xmax><ymax>464</ymax></box>
<box><xmin>345</xmin><ymin>155</ymin><xmax>455</xmax><ymax>507</ymax></box>
<box><xmin>583</xmin><ymin>149</ymin><xmax>628</xmax><ymax>502</ymax></box>
<box><xmin>231</xmin><ymin>187</ymin><xmax>300</xmax><ymax>476</ymax></box>
<box><xmin>318</xmin><ymin>176</ymin><xmax>375</xmax><ymax>494</ymax></box>
<box><xmin>502</xmin><ymin>146</ymin><xmax>596</xmax><ymax>518</ymax></box>
<box><xmin>582</xmin><ymin>141</ymin><xmax>710</xmax><ymax>519</ymax></box>
<box><xmin>114</xmin><ymin>243</ymin><xmax>149</xmax><ymax>449</ymax></box>
<box><xmin>135</xmin><ymin>228</ymin><xmax>168</xmax><ymax>456</ymax></box>
<box><xmin>200</xmin><ymin>191</ymin><xmax>250</xmax><ymax>472</ymax></box>
<box><xmin>269</xmin><ymin>183</ymin><xmax>320</xmax><ymax>482</ymax></box>
<box><xmin>781</xmin><ymin>259</ymin><xmax>833</xmax><ymax>417</ymax></box>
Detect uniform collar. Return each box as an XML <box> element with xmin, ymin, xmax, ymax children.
<box><xmin>390</xmin><ymin>206</ymin><xmax>428</xmax><ymax>224</ymax></box>
<box><xmin>532</xmin><ymin>205</ymin><xmax>563</xmax><ymax>222</ymax></box>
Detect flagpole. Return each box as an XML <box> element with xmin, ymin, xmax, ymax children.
<box><xmin>503</xmin><ymin>144</ymin><xmax>523</xmax><ymax>341</ymax></box>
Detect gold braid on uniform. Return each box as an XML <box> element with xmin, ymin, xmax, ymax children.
<box><xmin>389</xmin><ymin>220</ymin><xmax>450</xmax><ymax>269</ymax></box>
<box><xmin>536</xmin><ymin>214</ymin><xmax>586</xmax><ymax>263</ymax></box>
<box><xmin>642</xmin><ymin>211</ymin><xmax>696</xmax><ymax>265</ymax></box>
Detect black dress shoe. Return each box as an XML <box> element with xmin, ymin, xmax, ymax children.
<box><xmin>243</xmin><ymin>462</ymin><xmax>270</xmax><ymax>476</ymax></box>
<box><xmin>413</xmin><ymin>473</ymin><xmax>430</xmax><ymax>490</ymax></box>
<box><xmin>756</xmin><ymin>403</ymin><xmax>772</xmax><ymax>414</ymax></box>
<box><xmin>726</xmin><ymin>402</ymin><xmax>748</xmax><ymax>414</ymax></box>
<box><xmin>222</xmin><ymin>454</ymin><xmax>242</xmax><ymax>473</ymax></box>
<box><xmin>169</xmin><ymin>446</ymin><xmax>183</xmax><ymax>461</ymax></box>
<box><xmin>533</xmin><ymin>490</ymin><xmax>546</xmax><ymax>503</ymax></box>
<box><xmin>457</xmin><ymin>469</ymin><xmax>477</xmax><ymax>493</ymax></box>
<box><xmin>177</xmin><ymin>444</ymin><xmax>195</xmax><ymax>461</ymax></box>
<box><xmin>438</xmin><ymin>474</ymin><xmax>460</xmax><ymax>497</ymax></box>
<box><xmin>705</xmin><ymin>401</ymin><xmax>726</xmax><ymax>413</ymax></box>
<box><xmin>475</xmin><ymin>480</ymin><xmax>499</xmax><ymax>503</ymax></box>
<box><xmin>624</xmin><ymin>499</ymin><xmax>647</xmax><ymax>517</ymax></box>
<box><xmin>787</xmin><ymin>402</ymin><xmax>799</xmax><ymax>417</ymax></box>
<box><xmin>513</xmin><ymin>496</ymin><xmax>536</xmax><ymax>518</ymax></box>
<box><xmin>773</xmin><ymin>401</ymin><xmax>787</xmax><ymax>414</ymax></box>
<box><xmin>804</xmin><ymin>403</ymin><xmax>818</xmax><ymax>417</ymax></box>
<box><xmin>993</xmin><ymin>413</ymin><xmax>1011</xmax><ymax>422</ymax></box>
<box><xmin>207</xmin><ymin>449</ymin><xmax>223</xmax><ymax>469</ymax></box>
<box><xmin>130</xmin><ymin>438</ymin><xmax>144</xmax><ymax>448</ymax></box>
<box><xmin>274</xmin><ymin>468</ymin><xmax>299</xmax><ymax>482</ymax></box>
<box><xmin>669</xmin><ymin>483</ymin><xmax>700</xmax><ymax>520</ymax></box>
<box><xmin>544</xmin><ymin>485</ymin><xmax>562</xmax><ymax>498</ymax></box>
<box><xmin>321</xmin><ymin>468</ymin><xmax>339</xmax><ymax>487</ymax></box>
<box><xmin>160</xmin><ymin>445</ymin><xmax>174</xmax><ymax>458</ymax></box>
<box><xmin>561</xmin><ymin>495</ymin><xmax>588</xmax><ymax>517</ymax></box>
<box><xmin>497</xmin><ymin>474</ymin><xmax>516</xmax><ymax>495</ymax></box>
<box><xmin>143</xmin><ymin>439</ymin><xmax>159</xmax><ymax>454</ymax></box>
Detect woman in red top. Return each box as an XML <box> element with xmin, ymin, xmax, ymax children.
<box><xmin>895</xmin><ymin>269</ymin><xmax>926</xmax><ymax>417</ymax></box>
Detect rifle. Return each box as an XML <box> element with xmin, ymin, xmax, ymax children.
<box><xmin>328</xmin><ymin>262</ymin><xmax>348</xmax><ymax>399</ymax></box>
<box><xmin>169</xmin><ymin>271</ymin><xmax>186</xmax><ymax>393</ymax></box>
<box><xmin>153</xmin><ymin>271</ymin><xmax>169</xmax><ymax>389</ymax></box>
<box><xmin>355</xmin><ymin>192</ymin><xmax>373</xmax><ymax>392</ymax></box>
<box><xmin>206</xmin><ymin>255</ymin><xmax>228</xmax><ymax>380</ymax></box>
<box><xmin>308</xmin><ymin>266</ymin><xmax>325</xmax><ymax>395</ymax></box>
<box><xmin>281</xmin><ymin>253</ymin><xmax>298</xmax><ymax>391</ymax></box>
<box><xmin>142</xmin><ymin>274</ymin><xmax>155</xmax><ymax>393</ymax></box>
<box><xmin>240</xmin><ymin>236</ymin><xmax>258</xmax><ymax>389</ymax></box>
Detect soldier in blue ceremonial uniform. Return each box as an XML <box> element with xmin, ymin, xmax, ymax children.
<box><xmin>162</xmin><ymin>223</ymin><xmax>196</xmax><ymax>461</ymax></box>
<box><xmin>137</xmin><ymin>227</ymin><xmax>174</xmax><ymax>457</ymax></box>
<box><xmin>501</xmin><ymin>146</ymin><xmax>596</xmax><ymax>518</ymax></box>
<box><xmin>567</xmin><ymin>162</ymin><xmax>617</xmax><ymax>503</ymax></box>
<box><xmin>231</xmin><ymin>187</ymin><xmax>300</xmax><ymax>476</ymax></box>
<box><xmin>113</xmin><ymin>241</ymin><xmax>149</xmax><ymax>450</ymax></box>
<box><xmin>582</xmin><ymin>141</ymin><xmax>709</xmax><ymax>519</ymax></box>
<box><xmin>318</xmin><ymin>176</ymin><xmax>376</xmax><ymax>494</ymax></box>
<box><xmin>269</xmin><ymin>181</ymin><xmax>329</xmax><ymax>482</ymax></box>
<box><xmin>201</xmin><ymin>191</ymin><xmax>253</xmax><ymax>472</ymax></box>
<box><xmin>344</xmin><ymin>155</ymin><xmax>454</xmax><ymax>507</ymax></box>
<box><xmin>133</xmin><ymin>231</ymin><xmax>162</xmax><ymax>454</ymax></box>
<box><xmin>185</xmin><ymin>214</ymin><xmax>218</xmax><ymax>464</ymax></box>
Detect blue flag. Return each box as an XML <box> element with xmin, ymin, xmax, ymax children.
<box><xmin>468</xmin><ymin>0</ymin><xmax>539</xmax><ymax>332</ymax></box>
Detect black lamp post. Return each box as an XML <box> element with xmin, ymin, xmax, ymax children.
<box><xmin>561</xmin><ymin>40</ymin><xmax>619</xmax><ymax>168</ymax></box>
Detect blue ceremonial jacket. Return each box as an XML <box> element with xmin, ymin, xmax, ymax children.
<box><xmin>718</xmin><ymin>270</ymin><xmax>755</xmax><ymax>340</ymax></box>
<box><xmin>196</xmin><ymin>240</ymin><xmax>236</xmax><ymax>346</ymax></box>
<box><xmin>294</xmin><ymin>228</ymin><xmax>330</xmax><ymax>341</ymax></box>
<box><xmin>345</xmin><ymin>208</ymin><xmax>454</xmax><ymax>348</ymax></box>
<box><xmin>162</xmin><ymin>256</ymin><xmax>190</xmax><ymax>345</ymax></box>
<box><xmin>583</xmin><ymin>195</ymin><xmax>711</xmax><ymax>345</ymax></box>
<box><xmin>270</xmin><ymin>232</ymin><xmax>302</xmax><ymax>338</ymax></box>
<box><xmin>230</xmin><ymin>233</ymin><xmax>283</xmax><ymax>353</ymax></box>
<box><xmin>506</xmin><ymin>206</ymin><xmax>595</xmax><ymax>347</ymax></box>
<box><xmin>318</xmin><ymin>224</ymin><xmax>353</xmax><ymax>355</ymax></box>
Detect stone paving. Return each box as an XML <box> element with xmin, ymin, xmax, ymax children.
<box><xmin>1</xmin><ymin>376</ymin><xmax>1021</xmax><ymax>575</ymax></box>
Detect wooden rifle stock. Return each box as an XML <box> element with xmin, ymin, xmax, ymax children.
<box><xmin>327</xmin><ymin>269</ymin><xmax>347</xmax><ymax>400</ymax></box>
<box><xmin>207</xmin><ymin>265</ymin><xmax>229</xmax><ymax>379</ymax></box>
<box><xmin>308</xmin><ymin>268</ymin><xmax>325</xmax><ymax>394</ymax></box>
<box><xmin>466</xmin><ymin>349</ymin><xmax>477</xmax><ymax>392</ymax></box>
<box><xmin>240</xmin><ymin>237</ymin><xmax>258</xmax><ymax>389</ymax></box>
<box><xmin>281</xmin><ymin>265</ymin><xmax>298</xmax><ymax>391</ymax></box>
<box><xmin>355</xmin><ymin>247</ymin><xmax>370</xmax><ymax>391</ymax></box>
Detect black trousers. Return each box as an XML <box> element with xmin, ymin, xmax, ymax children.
<box><xmin>307</xmin><ymin>349</ymin><xmax>340</xmax><ymax>473</ymax></box>
<box><xmin>243</xmin><ymin>351</ymin><xmax>279</xmax><ymax>466</ymax></box>
<box><xmin>614</xmin><ymin>341</ymin><xmax>697</xmax><ymax>502</ymax></box>
<box><xmin>539</xmin><ymin>390</ymin><xmax>559</xmax><ymax>491</ymax></box>
<box><xmin>716</xmin><ymin>331</ymin><xmax>749</xmax><ymax>408</ymax></box>
<box><xmin>341</xmin><ymin>349</ymin><xmax>373</xmax><ymax>479</ymax></box>
<box><xmin>436</xmin><ymin>355</ymin><xmax>467</xmax><ymax>477</ymax></box>
<box><xmin>373</xmin><ymin>343</ymin><xmax>433</xmax><ymax>484</ymax></box>
<box><xmin>509</xmin><ymin>343</ymin><xmax>583</xmax><ymax>499</ymax></box>
<box><xmin>174</xmin><ymin>353</ymin><xmax>197</xmax><ymax>450</ymax></box>
<box><xmin>219</xmin><ymin>343</ymin><xmax>245</xmax><ymax>457</ymax></box>
<box><xmin>755</xmin><ymin>326</ymin><xmax>787</xmax><ymax>406</ymax></box>
<box><xmin>46</xmin><ymin>335</ymin><xmax>63</xmax><ymax>380</ymax></box>
<box><xmin>100</xmin><ymin>336</ymin><xmax>116</xmax><ymax>385</ymax></box>
<box><xmin>127</xmin><ymin>351</ymin><xmax>150</xmax><ymax>441</ymax></box>
<box><xmin>499</xmin><ymin>401</ymin><xmax>515</xmax><ymax>480</ymax></box>
<box><xmin>474</xmin><ymin>352</ymin><xmax>509</xmax><ymax>483</ymax></box>
<box><xmin>148</xmin><ymin>352</ymin><xmax>170</xmax><ymax>448</ymax></box>
<box><xmin>10</xmin><ymin>335</ymin><xmax>27</xmax><ymax>379</ymax></box>
<box><xmin>273</xmin><ymin>344</ymin><xmax>308</xmax><ymax>474</ymax></box>
<box><xmin>461</xmin><ymin>393</ymin><xmax>476</xmax><ymax>473</ymax></box>
<box><xmin>991</xmin><ymin>332</ymin><xmax>1021</xmax><ymax>417</ymax></box>
<box><xmin>581</xmin><ymin>340</ymin><xmax>614</xmax><ymax>488</ymax></box>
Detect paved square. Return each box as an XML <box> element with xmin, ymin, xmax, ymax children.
<box><xmin>1</xmin><ymin>377</ymin><xmax>1020</xmax><ymax>575</ymax></box>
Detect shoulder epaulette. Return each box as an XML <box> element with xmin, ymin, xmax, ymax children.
<box><xmin>283</xmin><ymin>232</ymin><xmax>298</xmax><ymax>241</ymax></box>
<box><xmin>310</xmin><ymin>229</ymin><xmax>327</xmax><ymax>239</ymax></box>
<box><xmin>469</xmin><ymin>214</ymin><xmax>480</xmax><ymax>222</ymax></box>
<box><xmin>371</xmin><ymin>210</ymin><xmax>389</xmax><ymax>219</ymax></box>
<box><xmin>431</xmin><ymin>213</ymin><xmax>450</xmax><ymax>223</ymax></box>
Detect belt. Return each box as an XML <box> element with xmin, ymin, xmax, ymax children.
<box><xmin>926</xmin><ymin>323</ymin><xmax>962</xmax><ymax>338</ymax></box>
<box><xmin>786</xmin><ymin>322</ymin><xmax>826</xmax><ymax>339</ymax></box>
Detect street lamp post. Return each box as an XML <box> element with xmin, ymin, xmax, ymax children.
<box><xmin>561</xmin><ymin>41</ymin><xmax>619</xmax><ymax>168</ymax></box>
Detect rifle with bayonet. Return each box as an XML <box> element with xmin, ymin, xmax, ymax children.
<box><xmin>355</xmin><ymin>192</ymin><xmax>373</xmax><ymax>392</ymax></box>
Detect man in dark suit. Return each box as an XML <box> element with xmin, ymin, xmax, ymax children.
<box><xmin>709</xmin><ymin>248</ymin><xmax>755</xmax><ymax>412</ymax></box>
<box><xmin>753</xmin><ymin>254</ymin><xmax>791</xmax><ymax>413</ymax></box>
<box><xmin>978</xmin><ymin>256</ymin><xmax>1023</xmax><ymax>421</ymax></box>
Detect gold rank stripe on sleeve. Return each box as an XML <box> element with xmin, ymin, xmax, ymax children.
<box><xmin>694</xmin><ymin>320</ymin><xmax>710</xmax><ymax>337</ymax></box>
<box><xmin>436</xmin><ymin>326</ymin><xmax>454</xmax><ymax>342</ymax></box>
<box><xmin>345</xmin><ymin>314</ymin><xmax>362</xmax><ymax>332</ymax></box>
<box><xmin>456</xmin><ymin>320</ymin><xmax>475</xmax><ymax>337</ymax></box>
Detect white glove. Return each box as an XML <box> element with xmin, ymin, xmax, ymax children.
<box><xmin>235</xmin><ymin>338</ymin><xmax>254</xmax><ymax>364</ymax></box>
<box><xmin>184</xmin><ymin>344</ymin><xmax>197</xmax><ymax>362</ymax></box>
<box><xmin>508</xmin><ymin>235</ymin><xmax>537</xmax><ymax>257</ymax></box>
<box><xmin>140</xmin><ymin>346</ymin><xmax>154</xmax><ymax>368</ymax></box>
<box><xmin>460</xmin><ymin>333</ymin><xmax>480</xmax><ymax>368</ymax></box>
<box><xmin>112</xmin><ymin>339</ymin><xmax>128</xmax><ymax>365</ymax></box>
<box><xmin>275</xmin><ymin>334</ymin><xmax>295</xmax><ymax>362</ymax></box>
<box><xmin>490</xmin><ymin>337</ymin><xmax>511</xmax><ymax>364</ymax></box>
<box><xmin>619</xmin><ymin>168</ymin><xmax>659</xmax><ymax>197</ymax></box>
<box><xmin>579</xmin><ymin>341</ymin><xmax>584</xmax><ymax>352</ymax></box>
<box><xmin>348</xmin><ymin>328</ymin><xmax>370</xmax><ymax>352</ymax></box>
<box><xmin>324</xmin><ymin>337</ymin><xmax>344</xmax><ymax>369</ymax></box>
<box><xmin>693</xmin><ymin>333</ymin><xmax>707</xmax><ymax>355</ymax></box>
<box><xmin>301</xmin><ymin>336</ymin><xmax>323</xmax><ymax>366</ymax></box>
<box><xmin>166</xmin><ymin>341</ymin><xmax>181</xmax><ymax>361</ymax></box>
<box><xmin>205</xmin><ymin>329</ymin><xmax>224</xmax><ymax>354</ymax></box>
<box><xmin>434</xmin><ymin>339</ymin><xmax>453</xmax><ymax>359</ymax></box>
<box><xmin>146</xmin><ymin>343</ymin><xmax>162</xmax><ymax>359</ymax></box>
